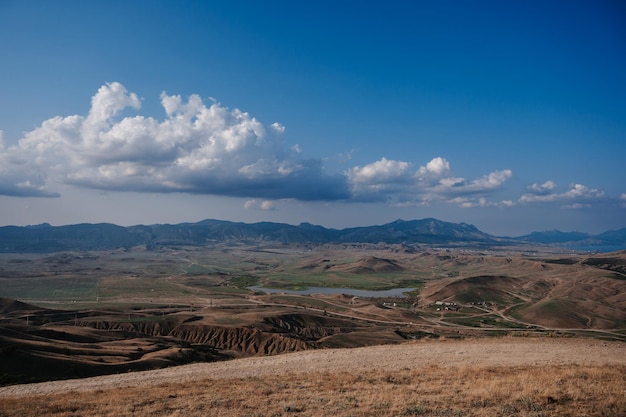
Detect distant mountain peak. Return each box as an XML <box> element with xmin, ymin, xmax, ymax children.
<box><xmin>25</xmin><ymin>223</ymin><xmax>52</xmax><ymax>229</ymax></box>
<box><xmin>0</xmin><ymin>218</ymin><xmax>624</xmax><ymax>253</ymax></box>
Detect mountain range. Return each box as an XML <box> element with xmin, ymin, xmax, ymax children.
<box><xmin>0</xmin><ymin>218</ymin><xmax>624</xmax><ymax>253</ymax></box>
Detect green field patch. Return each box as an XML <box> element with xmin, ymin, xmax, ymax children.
<box><xmin>141</xmin><ymin>262</ymin><xmax>186</xmax><ymax>276</ymax></box>
<box><xmin>226</xmin><ymin>274</ymin><xmax>259</xmax><ymax>289</ymax></box>
<box><xmin>443</xmin><ymin>314</ymin><xmax>527</xmax><ymax>328</ymax></box>
<box><xmin>0</xmin><ymin>276</ymin><xmax>98</xmax><ymax>301</ymax></box>
<box><xmin>261</xmin><ymin>272</ymin><xmax>421</xmax><ymax>291</ymax></box>
<box><xmin>606</xmin><ymin>273</ymin><xmax>626</xmax><ymax>281</ymax></box>
<box><xmin>395</xmin><ymin>329</ymin><xmax>440</xmax><ymax>340</ymax></box>
<box><xmin>451</xmin><ymin>288</ymin><xmax>523</xmax><ymax>306</ymax></box>
<box><xmin>267</xmin><ymin>295</ymin><xmax>349</xmax><ymax>312</ymax></box>
<box><xmin>170</xmin><ymin>276</ymin><xmax>252</xmax><ymax>295</ymax></box>
<box><xmin>97</xmin><ymin>276</ymin><xmax>193</xmax><ymax>301</ymax></box>
<box><xmin>183</xmin><ymin>264</ymin><xmax>217</xmax><ymax>275</ymax></box>
<box><xmin>541</xmin><ymin>258</ymin><xmax>579</xmax><ymax>265</ymax></box>
<box><xmin>533</xmin><ymin>299</ymin><xmax>571</xmax><ymax>314</ymax></box>
<box><xmin>521</xmin><ymin>298</ymin><xmax>589</xmax><ymax>327</ymax></box>
<box><xmin>176</xmin><ymin>275</ymin><xmax>228</xmax><ymax>288</ymax></box>
<box><xmin>210</xmin><ymin>286</ymin><xmax>250</xmax><ymax>295</ymax></box>
<box><xmin>507</xmin><ymin>302</ymin><xmax>532</xmax><ymax>318</ymax></box>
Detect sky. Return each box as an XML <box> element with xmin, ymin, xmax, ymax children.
<box><xmin>0</xmin><ymin>0</ymin><xmax>625</xmax><ymax>236</ymax></box>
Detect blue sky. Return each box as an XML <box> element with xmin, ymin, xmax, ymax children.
<box><xmin>0</xmin><ymin>0</ymin><xmax>624</xmax><ymax>236</ymax></box>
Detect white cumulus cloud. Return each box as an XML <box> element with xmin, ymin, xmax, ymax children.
<box><xmin>346</xmin><ymin>155</ymin><xmax>512</xmax><ymax>207</ymax></box>
<box><xmin>347</xmin><ymin>157</ymin><xmax>411</xmax><ymax>184</ymax></box>
<box><xmin>526</xmin><ymin>180</ymin><xmax>557</xmax><ymax>195</ymax></box>
<box><xmin>0</xmin><ymin>82</ymin><xmax>349</xmax><ymax>201</ymax></box>
<box><xmin>244</xmin><ymin>199</ymin><xmax>277</xmax><ymax>211</ymax></box>
<box><xmin>417</xmin><ymin>156</ymin><xmax>450</xmax><ymax>176</ymax></box>
<box><xmin>519</xmin><ymin>182</ymin><xmax>605</xmax><ymax>207</ymax></box>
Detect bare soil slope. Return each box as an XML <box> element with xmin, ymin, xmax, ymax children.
<box><xmin>418</xmin><ymin>251</ymin><xmax>626</xmax><ymax>329</ymax></box>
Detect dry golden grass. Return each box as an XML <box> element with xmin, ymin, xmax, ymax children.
<box><xmin>1</xmin><ymin>364</ymin><xmax>624</xmax><ymax>417</ymax></box>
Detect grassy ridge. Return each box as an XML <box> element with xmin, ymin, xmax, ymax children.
<box><xmin>1</xmin><ymin>365</ymin><xmax>623</xmax><ymax>416</ymax></box>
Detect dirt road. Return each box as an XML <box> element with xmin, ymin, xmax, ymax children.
<box><xmin>1</xmin><ymin>337</ymin><xmax>624</xmax><ymax>398</ymax></box>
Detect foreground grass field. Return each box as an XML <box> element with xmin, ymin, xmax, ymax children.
<box><xmin>1</xmin><ymin>364</ymin><xmax>624</xmax><ymax>417</ymax></box>
<box><xmin>1</xmin><ymin>337</ymin><xmax>624</xmax><ymax>416</ymax></box>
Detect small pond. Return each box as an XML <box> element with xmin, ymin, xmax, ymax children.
<box><xmin>248</xmin><ymin>286</ymin><xmax>416</xmax><ymax>298</ymax></box>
